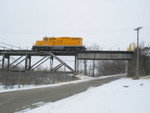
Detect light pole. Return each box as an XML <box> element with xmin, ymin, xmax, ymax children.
<box><xmin>134</xmin><ymin>27</ymin><xmax>142</xmax><ymax>77</ymax></box>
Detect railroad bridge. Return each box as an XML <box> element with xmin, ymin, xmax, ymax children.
<box><xmin>0</xmin><ymin>50</ymin><xmax>133</xmax><ymax>74</ymax></box>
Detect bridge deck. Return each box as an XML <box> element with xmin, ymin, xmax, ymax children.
<box><xmin>0</xmin><ymin>50</ymin><xmax>133</xmax><ymax>59</ymax></box>
<box><xmin>77</xmin><ymin>51</ymin><xmax>133</xmax><ymax>60</ymax></box>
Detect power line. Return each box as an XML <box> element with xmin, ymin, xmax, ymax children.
<box><xmin>0</xmin><ymin>41</ymin><xmax>24</xmax><ymax>50</ymax></box>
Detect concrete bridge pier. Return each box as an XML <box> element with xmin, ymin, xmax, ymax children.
<box><xmin>127</xmin><ymin>53</ymin><xmax>136</xmax><ymax>77</ymax></box>
<box><xmin>128</xmin><ymin>52</ymin><xmax>150</xmax><ymax>77</ymax></box>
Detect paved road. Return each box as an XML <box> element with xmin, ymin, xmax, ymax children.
<box><xmin>0</xmin><ymin>75</ymin><xmax>125</xmax><ymax>113</ymax></box>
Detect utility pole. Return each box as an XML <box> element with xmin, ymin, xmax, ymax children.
<box><xmin>134</xmin><ymin>27</ymin><xmax>142</xmax><ymax>77</ymax></box>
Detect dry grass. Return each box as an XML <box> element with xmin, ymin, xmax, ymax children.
<box><xmin>140</xmin><ymin>76</ymin><xmax>150</xmax><ymax>79</ymax></box>
<box><xmin>132</xmin><ymin>76</ymin><xmax>139</xmax><ymax>80</ymax></box>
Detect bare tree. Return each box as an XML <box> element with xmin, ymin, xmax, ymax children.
<box><xmin>87</xmin><ymin>44</ymin><xmax>101</xmax><ymax>76</ymax></box>
<box><xmin>78</xmin><ymin>44</ymin><xmax>127</xmax><ymax>76</ymax></box>
<box><xmin>96</xmin><ymin>61</ymin><xmax>126</xmax><ymax>76</ymax></box>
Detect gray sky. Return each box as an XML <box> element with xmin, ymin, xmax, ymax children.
<box><xmin>0</xmin><ymin>0</ymin><xmax>150</xmax><ymax>50</ymax></box>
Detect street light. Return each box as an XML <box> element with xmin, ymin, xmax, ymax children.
<box><xmin>134</xmin><ymin>27</ymin><xmax>142</xmax><ymax>77</ymax></box>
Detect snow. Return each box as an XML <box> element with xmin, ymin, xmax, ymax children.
<box><xmin>17</xmin><ymin>76</ymin><xmax>150</xmax><ymax>113</ymax></box>
<box><xmin>0</xmin><ymin>74</ymin><xmax>123</xmax><ymax>94</ymax></box>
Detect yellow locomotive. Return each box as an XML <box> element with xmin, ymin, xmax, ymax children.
<box><xmin>32</xmin><ymin>37</ymin><xmax>86</xmax><ymax>51</ymax></box>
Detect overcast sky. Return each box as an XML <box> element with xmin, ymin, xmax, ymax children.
<box><xmin>0</xmin><ymin>0</ymin><xmax>150</xmax><ymax>50</ymax></box>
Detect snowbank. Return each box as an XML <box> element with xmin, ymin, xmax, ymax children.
<box><xmin>19</xmin><ymin>77</ymin><xmax>150</xmax><ymax>113</ymax></box>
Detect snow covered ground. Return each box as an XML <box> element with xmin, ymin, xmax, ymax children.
<box><xmin>16</xmin><ymin>75</ymin><xmax>150</xmax><ymax>113</ymax></box>
<box><xmin>0</xmin><ymin>74</ymin><xmax>122</xmax><ymax>94</ymax></box>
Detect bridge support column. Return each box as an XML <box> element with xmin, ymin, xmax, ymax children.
<box><xmin>92</xmin><ymin>60</ymin><xmax>95</xmax><ymax>77</ymax></box>
<box><xmin>128</xmin><ymin>54</ymin><xmax>136</xmax><ymax>77</ymax></box>
<box><xmin>2</xmin><ymin>54</ymin><xmax>5</xmax><ymax>70</ymax></box>
<box><xmin>50</xmin><ymin>56</ymin><xmax>53</xmax><ymax>71</ymax></box>
<box><xmin>2</xmin><ymin>54</ymin><xmax>10</xmax><ymax>70</ymax></box>
<box><xmin>25</xmin><ymin>55</ymin><xmax>31</xmax><ymax>70</ymax></box>
<box><xmin>7</xmin><ymin>55</ymin><xmax>10</xmax><ymax>70</ymax></box>
<box><xmin>127</xmin><ymin>52</ymin><xmax>144</xmax><ymax>77</ymax></box>
<box><xmin>75</xmin><ymin>55</ymin><xmax>79</xmax><ymax>74</ymax></box>
<box><xmin>28</xmin><ymin>56</ymin><xmax>31</xmax><ymax>70</ymax></box>
<box><xmin>84</xmin><ymin>60</ymin><xmax>87</xmax><ymax>75</ymax></box>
